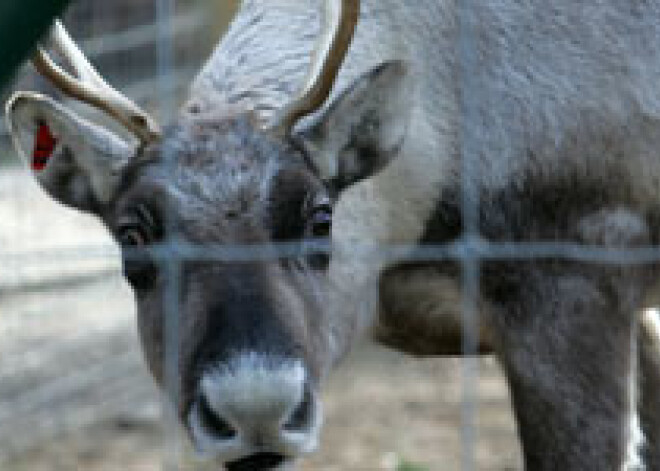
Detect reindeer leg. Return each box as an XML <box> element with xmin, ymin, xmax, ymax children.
<box><xmin>490</xmin><ymin>266</ymin><xmax>642</xmax><ymax>470</ymax></box>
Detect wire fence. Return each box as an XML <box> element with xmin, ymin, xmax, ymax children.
<box><xmin>0</xmin><ymin>1</ymin><xmax>232</xmax><ymax>469</ymax></box>
<box><xmin>6</xmin><ymin>0</ymin><xmax>649</xmax><ymax>470</ymax></box>
<box><xmin>0</xmin><ymin>0</ymin><xmax>229</xmax><ymax>151</ymax></box>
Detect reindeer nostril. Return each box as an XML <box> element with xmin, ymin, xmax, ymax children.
<box><xmin>199</xmin><ymin>394</ymin><xmax>236</xmax><ymax>440</ymax></box>
<box><xmin>283</xmin><ymin>384</ymin><xmax>314</xmax><ymax>432</ymax></box>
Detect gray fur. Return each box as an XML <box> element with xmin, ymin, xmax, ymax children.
<box><xmin>7</xmin><ymin>0</ymin><xmax>660</xmax><ymax>469</ymax></box>
<box><xmin>191</xmin><ymin>2</ymin><xmax>660</xmax><ymax>469</ymax></box>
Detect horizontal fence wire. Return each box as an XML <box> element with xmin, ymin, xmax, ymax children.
<box><xmin>5</xmin><ymin>240</ymin><xmax>660</xmax><ymax>266</ymax></box>
<box><xmin>78</xmin><ymin>8</ymin><xmax>207</xmax><ymax>58</ymax></box>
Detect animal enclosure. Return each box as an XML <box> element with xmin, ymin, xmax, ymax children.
<box><xmin>2</xmin><ymin>0</ymin><xmax>658</xmax><ymax>470</ymax></box>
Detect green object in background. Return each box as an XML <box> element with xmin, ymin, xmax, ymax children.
<box><xmin>0</xmin><ymin>0</ymin><xmax>72</xmax><ymax>88</ymax></box>
<box><xmin>396</xmin><ymin>461</ymin><xmax>431</xmax><ymax>471</ymax></box>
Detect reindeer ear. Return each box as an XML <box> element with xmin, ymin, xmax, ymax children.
<box><xmin>5</xmin><ymin>92</ymin><xmax>135</xmax><ymax>212</ymax></box>
<box><xmin>297</xmin><ymin>60</ymin><xmax>411</xmax><ymax>191</ymax></box>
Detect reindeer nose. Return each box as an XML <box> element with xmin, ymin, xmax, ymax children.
<box><xmin>189</xmin><ymin>354</ymin><xmax>320</xmax><ymax>462</ymax></box>
<box><xmin>195</xmin><ymin>386</ymin><xmax>315</xmax><ymax>440</ymax></box>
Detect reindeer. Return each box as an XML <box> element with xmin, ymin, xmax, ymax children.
<box><xmin>5</xmin><ymin>0</ymin><xmax>660</xmax><ymax>469</ymax></box>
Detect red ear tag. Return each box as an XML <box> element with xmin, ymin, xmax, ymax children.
<box><xmin>32</xmin><ymin>124</ymin><xmax>58</xmax><ymax>171</ymax></box>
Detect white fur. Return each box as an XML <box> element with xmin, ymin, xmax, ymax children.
<box><xmin>189</xmin><ymin>352</ymin><xmax>321</xmax><ymax>465</ymax></box>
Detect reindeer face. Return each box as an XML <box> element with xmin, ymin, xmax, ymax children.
<box><xmin>109</xmin><ymin>116</ymin><xmax>332</xmax><ymax>467</ymax></box>
<box><xmin>6</xmin><ymin>58</ymin><xmax>410</xmax><ymax>468</ymax></box>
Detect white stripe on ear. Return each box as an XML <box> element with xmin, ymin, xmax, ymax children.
<box><xmin>6</xmin><ymin>92</ymin><xmax>137</xmax><ymax>211</ymax></box>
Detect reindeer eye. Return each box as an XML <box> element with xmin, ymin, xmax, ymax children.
<box><xmin>309</xmin><ymin>205</ymin><xmax>332</xmax><ymax>238</ymax></box>
<box><xmin>119</xmin><ymin>226</ymin><xmax>149</xmax><ymax>247</ymax></box>
<box><xmin>117</xmin><ymin>205</ymin><xmax>160</xmax><ymax>290</ymax></box>
<box><xmin>117</xmin><ymin>204</ymin><xmax>160</xmax><ymax>247</ymax></box>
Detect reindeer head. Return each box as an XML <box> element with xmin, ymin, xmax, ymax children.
<box><xmin>5</xmin><ymin>1</ymin><xmax>412</xmax><ymax>468</ymax></box>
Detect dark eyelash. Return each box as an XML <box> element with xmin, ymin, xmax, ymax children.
<box><xmin>117</xmin><ymin>204</ymin><xmax>161</xmax><ymax>242</ymax></box>
<box><xmin>135</xmin><ymin>204</ymin><xmax>157</xmax><ymax>230</ymax></box>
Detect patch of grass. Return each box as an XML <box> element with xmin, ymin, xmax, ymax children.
<box><xmin>396</xmin><ymin>460</ymin><xmax>431</xmax><ymax>471</ymax></box>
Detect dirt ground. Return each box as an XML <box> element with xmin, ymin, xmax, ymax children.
<box><xmin>0</xmin><ymin>168</ymin><xmax>522</xmax><ymax>471</ymax></box>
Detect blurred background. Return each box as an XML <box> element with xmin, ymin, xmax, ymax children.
<box><xmin>0</xmin><ymin>1</ymin><xmax>521</xmax><ymax>469</ymax></box>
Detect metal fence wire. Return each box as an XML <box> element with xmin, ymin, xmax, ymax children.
<box><xmin>3</xmin><ymin>1</ymin><xmax>657</xmax><ymax>470</ymax></box>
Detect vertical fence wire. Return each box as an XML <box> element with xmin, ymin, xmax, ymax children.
<box><xmin>457</xmin><ymin>0</ymin><xmax>481</xmax><ymax>469</ymax></box>
<box><xmin>156</xmin><ymin>1</ymin><xmax>182</xmax><ymax>469</ymax></box>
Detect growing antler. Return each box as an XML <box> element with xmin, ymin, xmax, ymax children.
<box><xmin>269</xmin><ymin>0</ymin><xmax>360</xmax><ymax>136</ymax></box>
<box><xmin>32</xmin><ymin>20</ymin><xmax>161</xmax><ymax>144</ymax></box>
